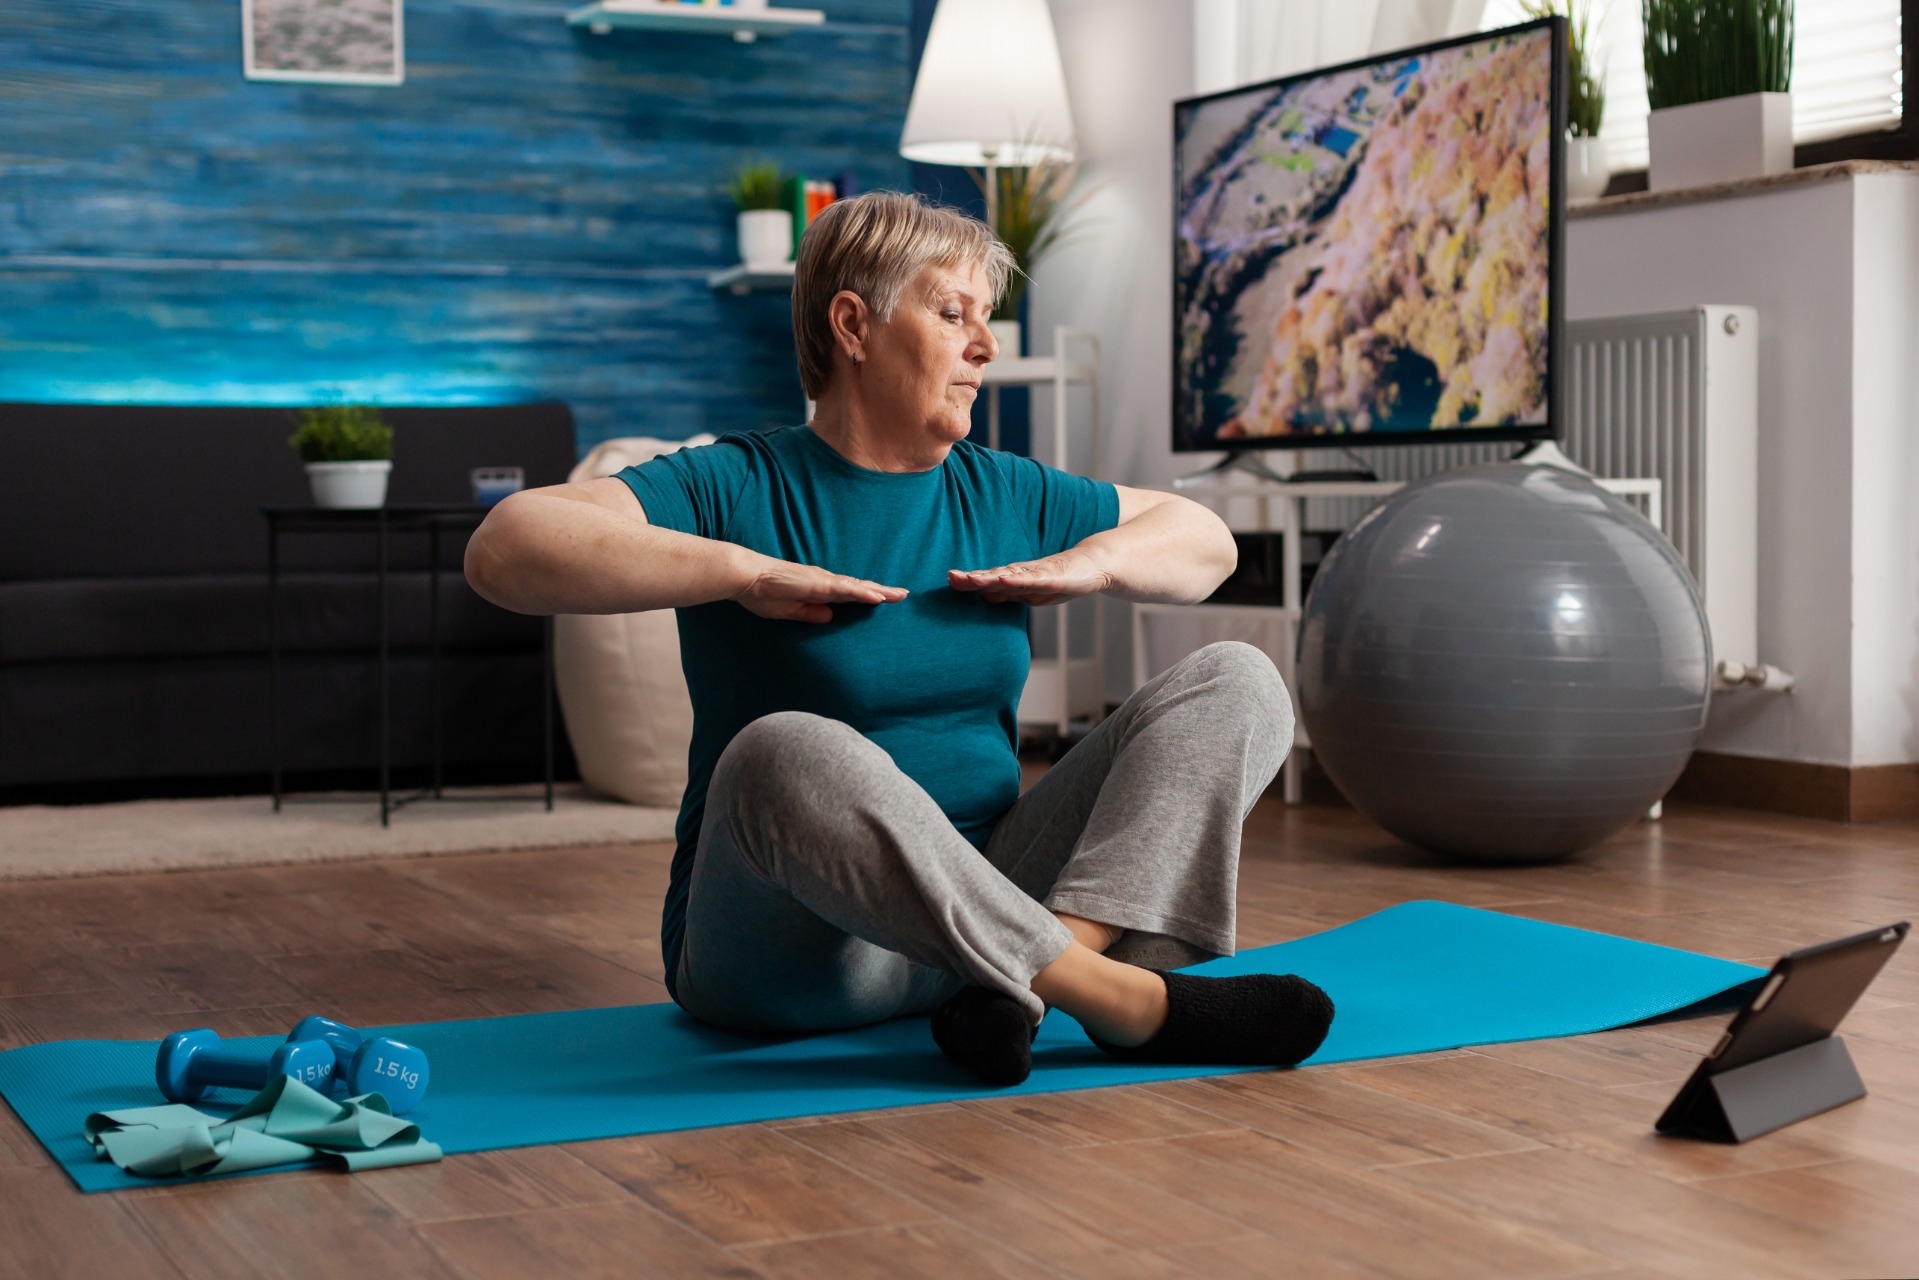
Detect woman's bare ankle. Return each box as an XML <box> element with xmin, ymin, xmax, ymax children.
<box><xmin>1054</xmin><ymin>912</ymin><xmax>1122</xmax><ymax>954</ymax></box>
<box><xmin>1093</xmin><ymin>965</ymin><xmax>1170</xmax><ymax>1046</ymax></box>
<box><xmin>1031</xmin><ymin>943</ymin><xmax>1169</xmax><ymax>1046</ymax></box>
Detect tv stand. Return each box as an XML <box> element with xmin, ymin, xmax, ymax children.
<box><xmin>1511</xmin><ymin>439</ymin><xmax>1588</xmax><ymax>474</ymax></box>
<box><xmin>1283</xmin><ymin>468</ymin><xmax>1380</xmax><ymax>483</ymax></box>
<box><xmin>1175</xmin><ymin>449</ymin><xmax>1383</xmax><ymax>488</ymax></box>
<box><xmin>1174</xmin><ymin>452</ymin><xmax>1290</xmax><ymax>488</ymax></box>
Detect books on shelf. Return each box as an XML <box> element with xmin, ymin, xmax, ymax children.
<box><xmin>781</xmin><ymin>171</ymin><xmax>860</xmax><ymax>239</ymax></box>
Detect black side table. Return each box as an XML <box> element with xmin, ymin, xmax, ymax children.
<box><xmin>265</xmin><ymin>505</ymin><xmax>554</xmax><ymax>825</ymax></box>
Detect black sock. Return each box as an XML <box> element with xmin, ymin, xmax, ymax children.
<box><xmin>931</xmin><ymin>985</ymin><xmax>1037</xmax><ymax>1087</ymax></box>
<box><xmin>1091</xmin><ymin>971</ymin><xmax>1334</xmax><ymax>1067</ymax></box>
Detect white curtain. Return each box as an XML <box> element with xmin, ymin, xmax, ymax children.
<box><xmin>1193</xmin><ymin>0</ymin><xmax>1489</xmax><ymax>94</ymax></box>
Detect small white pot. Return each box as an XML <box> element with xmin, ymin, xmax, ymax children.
<box><xmin>987</xmin><ymin>319</ymin><xmax>1022</xmax><ymax>358</ymax></box>
<box><xmin>306</xmin><ymin>460</ymin><xmax>392</xmax><ymax>509</ymax></box>
<box><xmin>1648</xmin><ymin>91</ymin><xmax>1793</xmax><ymax>193</ymax></box>
<box><xmin>736</xmin><ymin>209</ymin><xmax>793</xmax><ymax>267</ymax></box>
<box><xmin>1566</xmin><ymin>135</ymin><xmax>1609</xmax><ymax>201</ymax></box>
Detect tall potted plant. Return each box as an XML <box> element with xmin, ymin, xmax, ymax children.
<box><xmin>1524</xmin><ymin>1</ymin><xmax>1609</xmax><ymax>199</ymax></box>
<box><xmin>1643</xmin><ymin>0</ymin><xmax>1794</xmax><ymax>192</ymax></box>
<box><xmin>728</xmin><ymin>160</ymin><xmax>792</xmax><ymax>268</ymax></box>
<box><xmin>971</xmin><ymin>154</ymin><xmax>1090</xmax><ymax>357</ymax></box>
<box><xmin>289</xmin><ymin>405</ymin><xmax>394</xmax><ymax>509</ymax></box>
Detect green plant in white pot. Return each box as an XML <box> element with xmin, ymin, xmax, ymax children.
<box><xmin>728</xmin><ymin>160</ymin><xmax>792</xmax><ymax>268</ymax></box>
<box><xmin>1523</xmin><ymin>1</ymin><xmax>1609</xmax><ymax>199</ymax></box>
<box><xmin>971</xmin><ymin>152</ymin><xmax>1091</xmax><ymax>358</ymax></box>
<box><xmin>1643</xmin><ymin>0</ymin><xmax>1794</xmax><ymax>192</ymax></box>
<box><xmin>290</xmin><ymin>405</ymin><xmax>394</xmax><ymax>509</ymax></box>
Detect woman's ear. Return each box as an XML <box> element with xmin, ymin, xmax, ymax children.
<box><xmin>826</xmin><ymin>290</ymin><xmax>870</xmax><ymax>365</ymax></box>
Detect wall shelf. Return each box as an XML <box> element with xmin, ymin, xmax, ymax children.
<box><xmin>707</xmin><ymin>261</ymin><xmax>795</xmax><ymax>294</ymax></box>
<box><xmin>981</xmin><ymin>355</ymin><xmax>1096</xmax><ymax>386</ymax></box>
<box><xmin>567</xmin><ymin>2</ymin><xmax>825</xmax><ymax>42</ymax></box>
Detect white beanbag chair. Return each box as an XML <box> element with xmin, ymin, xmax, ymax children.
<box><xmin>553</xmin><ymin>435</ymin><xmax>715</xmax><ymax>807</ymax></box>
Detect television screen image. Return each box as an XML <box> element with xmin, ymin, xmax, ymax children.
<box><xmin>1173</xmin><ymin>21</ymin><xmax>1563</xmax><ymax>451</ymax></box>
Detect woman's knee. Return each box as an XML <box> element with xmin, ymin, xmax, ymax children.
<box><xmin>1184</xmin><ymin>642</ymin><xmax>1290</xmax><ymax>717</ymax></box>
<box><xmin>709</xmin><ymin>710</ymin><xmax>899</xmax><ymax>827</ymax></box>
<box><xmin>1170</xmin><ymin>643</ymin><xmax>1294</xmax><ymax>773</ymax></box>
<box><xmin>713</xmin><ymin>711</ymin><xmax>856</xmax><ymax>793</ymax></box>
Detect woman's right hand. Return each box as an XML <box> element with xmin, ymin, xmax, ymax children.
<box><xmin>732</xmin><ymin>555</ymin><xmax>908</xmax><ymax>624</ymax></box>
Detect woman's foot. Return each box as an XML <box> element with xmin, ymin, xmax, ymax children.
<box><xmin>931</xmin><ymin>985</ymin><xmax>1037</xmax><ymax>1087</ymax></box>
<box><xmin>1091</xmin><ymin>971</ymin><xmax>1334</xmax><ymax>1066</ymax></box>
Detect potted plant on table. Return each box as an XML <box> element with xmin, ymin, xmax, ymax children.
<box><xmin>728</xmin><ymin>160</ymin><xmax>793</xmax><ymax>268</ymax></box>
<box><xmin>1643</xmin><ymin>0</ymin><xmax>1794</xmax><ymax>192</ymax></box>
<box><xmin>1523</xmin><ymin>1</ymin><xmax>1609</xmax><ymax>199</ymax></box>
<box><xmin>289</xmin><ymin>405</ymin><xmax>395</xmax><ymax>509</ymax></box>
<box><xmin>972</xmin><ymin>154</ymin><xmax>1091</xmax><ymax>358</ymax></box>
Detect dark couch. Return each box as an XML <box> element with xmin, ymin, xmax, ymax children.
<box><xmin>0</xmin><ymin>403</ymin><xmax>578</xmax><ymax>800</ymax></box>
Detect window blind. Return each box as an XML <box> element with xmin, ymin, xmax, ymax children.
<box><xmin>1479</xmin><ymin>0</ymin><xmax>1903</xmax><ymax>171</ymax></box>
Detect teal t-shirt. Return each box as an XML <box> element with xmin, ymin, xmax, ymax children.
<box><xmin>617</xmin><ymin>425</ymin><xmax>1119</xmax><ymax>996</ymax></box>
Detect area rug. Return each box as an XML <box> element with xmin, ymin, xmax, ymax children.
<box><xmin>0</xmin><ymin>901</ymin><xmax>1766</xmax><ymax>1191</ymax></box>
<box><xmin>0</xmin><ymin>784</ymin><xmax>677</xmax><ymax>880</ymax></box>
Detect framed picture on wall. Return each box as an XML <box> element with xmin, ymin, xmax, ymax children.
<box><xmin>242</xmin><ymin>0</ymin><xmax>405</xmax><ymax>86</ymax></box>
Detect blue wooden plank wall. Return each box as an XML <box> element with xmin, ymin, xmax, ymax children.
<box><xmin>0</xmin><ymin>0</ymin><xmax>910</xmax><ymax>453</ymax></box>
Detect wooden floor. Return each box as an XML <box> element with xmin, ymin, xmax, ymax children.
<box><xmin>4</xmin><ymin>795</ymin><xmax>1919</xmax><ymax>1279</ymax></box>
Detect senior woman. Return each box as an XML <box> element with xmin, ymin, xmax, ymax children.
<box><xmin>467</xmin><ymin>191</ymin><xmax>1332</xmax><ymax>1086</ymax></box>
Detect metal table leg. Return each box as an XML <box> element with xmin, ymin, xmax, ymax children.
<box><xmin>269</xmin><ymin>519</ymin><xmax>282</xmax><ymax>812</ymax></box>
<box><xmin>378</xmin><ymin>509</ymin><xmax>390</xmax><ymax>828</ymax></box>
<box><xmin>1279</xmin><ymin>491</ymin><xmax>1305</xmax><ymax>807</ymax></box>
<box><xmin>544</xmin><ymin>615</ymin><xmax>555</xmax><ymax>812</ymax></box>
<box><xmin>430</xmin><ymin>522</ymin><xmax>443</xmax><ymax>800</ymax></box>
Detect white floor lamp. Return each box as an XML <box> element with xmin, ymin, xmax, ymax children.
<box><xmin>898</xmin><ymin>0</ymin><xmax>1078</xmax><ymax>232</ymax></box>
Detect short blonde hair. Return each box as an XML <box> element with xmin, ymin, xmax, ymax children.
<box><xmin>792</xmin><ymin>191</ymin><xmax>1015</xmax><ymax>399</ymax></box>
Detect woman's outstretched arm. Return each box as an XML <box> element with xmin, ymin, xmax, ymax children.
<box><xmin>948</xmin><ymin>486</ymin><xmax>1235</xmax><ymax>606</ymax></box>
<box><xmin>466</xmin><ymin>478</ymin><xmax>907</xmax><ymax>623</ymax></box>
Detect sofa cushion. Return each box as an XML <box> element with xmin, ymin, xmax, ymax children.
<box><xmin>0</xmin><ymin>652</ymin><xmax>551</xmax><ymax>785</ymax></box>
<box><xmin>0</xmin><ymin>403</ymin><xmax>575</xmax><ymax>580</ymax></box>
<box><xmin>0</xmin><ymin>573</ymin><xmax>539</xmax><ymax>663</ymax></box>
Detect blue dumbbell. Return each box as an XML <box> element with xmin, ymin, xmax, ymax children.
<box><xmin>156</xmin><ymin>1029</ymin><xmax>336</xmax><ymax>1104</ymax></box>
<box><xmin>287</xmin><ymin>1016</ymin><xmax>430</xmax><ymax>1114</ymax></box>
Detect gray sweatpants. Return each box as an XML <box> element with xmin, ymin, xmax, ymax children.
<box><xmin>674</xmin><ymin>641</ymin><xmax>1292</xmax><ymax>1031</ymax></box>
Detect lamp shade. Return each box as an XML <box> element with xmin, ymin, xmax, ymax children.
<box><xmin>900</xmin><ymin>0</ymin><xmax>1077</xmax><ymax>167</ymax></box>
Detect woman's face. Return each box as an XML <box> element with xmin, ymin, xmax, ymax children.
<box><xmin>860</xmin><ymin>260</ymin><xmax>999</xmax><ymax>449</ymax></box>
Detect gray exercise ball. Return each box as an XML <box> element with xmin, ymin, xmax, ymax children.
<box><xmin>1297</xmin><ymin>462</ymin><xmax>1711</xmax><ymax>863</ymax></box>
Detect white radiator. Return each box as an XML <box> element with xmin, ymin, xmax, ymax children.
<box><xmin>1303</xmin><ymin>306</ymin><xmax>1760</xmax><ymax>668</ymax></box>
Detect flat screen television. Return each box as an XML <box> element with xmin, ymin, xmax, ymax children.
<box><xmin>1172</xmin><ymin>19</ymin><xmax>1566</xmax><ymax>455</ymax></box>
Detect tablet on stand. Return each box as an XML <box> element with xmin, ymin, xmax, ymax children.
<box><xmin>1656</xmin><ymin>921</ymin><xmax>1908</xmax><ymax>1143</ymax></box>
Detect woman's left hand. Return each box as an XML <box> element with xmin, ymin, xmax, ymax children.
<box><xmin>948</xmin><ymin>550</ymin><xmax>1112</xmax><ymax>605</ymax></box>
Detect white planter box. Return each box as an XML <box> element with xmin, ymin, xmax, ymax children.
<box><xmin>736</xmin><ymin>209</ymin><xmax>793</xmax><ymax>268</ymax></box>
<box><xmin>1648</xmin><ymin>92</ymin><xmax>1792</xmax><ymax>193</ymax></box>
<box><xmin>987</xmin><ymin>319</ymin><xmax>1022</xmax><ymax>358</ymax></box>
<box><xmin>306</xmin><ymin>460</ymin><xmax>391</xmax><ymax>509</ymax></box>
<box><xmin>1566</xmin><ymin>135</ymin><xmax>1609</xmax><ymax>201</ymax></box>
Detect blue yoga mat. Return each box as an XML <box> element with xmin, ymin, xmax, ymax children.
<box><xmin>0</xmin><ymin>901</ymin><xmax>1764</xmax><ymax>1192</ymax></box>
